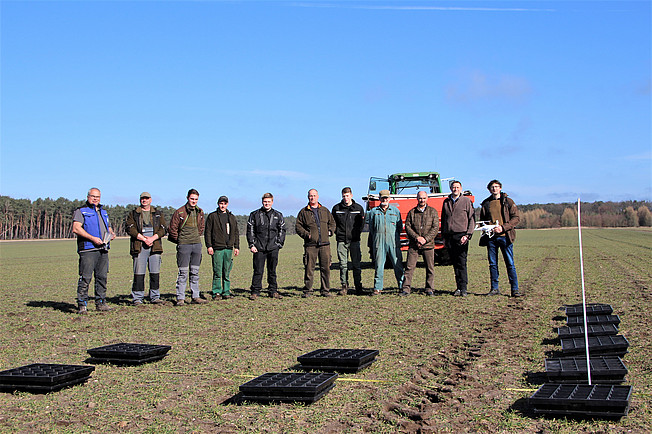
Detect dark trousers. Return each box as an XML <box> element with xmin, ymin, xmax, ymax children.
<box><xmin>403</xmin><ymin>247</ymin><xmax>435</xmax><ymax>292</ymax></box>
<box><xmin>303</xmin><ymin>245</ymin><xmax>331</xmax><ymax>292</ymax></box>
<box><xmin>251</xmin><ymin>249</ymin><xmax>279</xmax><ymax>294</ymax></box>
<box><xmin>77</xmin><ymin>250</ymin><xmax>109</xmax><ymax>305</ymax></box>
<box><xmin>445</xmin><ymin>233</ymin><xmax>469</xmax><ymax>292</ymax></box>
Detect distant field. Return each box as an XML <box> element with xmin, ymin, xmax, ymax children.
<box><xmin>0</xmin><ymin>228</ymin><xmax>650</xmax><ymax>433</ymax></box>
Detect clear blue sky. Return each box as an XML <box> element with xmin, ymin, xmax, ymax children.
<box><xmin>2</xmin><ymin>0</ymin><xmax>650</xmax><ymax>216</ymax></box>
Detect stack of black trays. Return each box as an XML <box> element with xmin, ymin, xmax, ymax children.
<box><xmin>564</xmin><ymin>303</ymin><xmax>613</xmax><ymax>316</ymax></box>
<box><xmin>560</xmin><ymin>335</ymin><xmax>629</xmax><ymax>357</ymax></box>
<box><xmin>297</xmin><ymin>349</ymin><xmax>379</xmax><ymax>373</ymax></box>
<box><xmin>567</xmin><ymin>315</ymin><xmax>620</xmax><ymax>327</ymax></box>
<box><xmin>239</xmin><ymin>372</ymin><xmax>338</xmax><ymax>403</ymax></box>
<box><xmin>556</xmin><ymin>324</ymin><xmax>619</xmax><ymax>339</ymax></box>
<box><xmin>0</xmin><ymin>363</ymin><xmax>94</xmax><ymax>393</ymax></box>
<box><xmin>529</xmin><ymin>383</ymin><xmax>632</xmax><ymax>418</ymax></box>
<box><xmin>87</xmin><ymin>343</ymin><xmax>171</xmax><ymax>365</ymax></box>
<box><xmin>545</xmin><ymin>357</ymin><xmax>627</xmax><ymax>384</ymax></box>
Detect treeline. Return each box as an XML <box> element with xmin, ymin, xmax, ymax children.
<box><xmin>0</xmin><ymin>196</ymin><xmax>297</xmax><ymax>241</ymax></box>
<box><xmin>514</xmin><ymin>201</ymin><xmax>652</xmax><ymax>229</ymax></box>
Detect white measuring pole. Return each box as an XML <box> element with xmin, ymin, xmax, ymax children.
<box><xmin>577</xmin><ymin>198</ymin><xmax>592</xmax><ymax>385</ymax></box>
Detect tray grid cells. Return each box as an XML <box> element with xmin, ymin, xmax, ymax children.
<box><xmin>87</xmin><ymin>343</ymin><xmax>171</xmax><ymax>359</ymax></box>
<box><xmin>565</xmin><ymin>304</ymin><xmax>613</xmax><ymax>316</ymax></box>
<box><xmin>567</xmin><ymin>315</ymin><xmax>620</xmax><ymax>326</ymax></box>
<box><xmin>557</xmin><ymin>324</ymin><xmax>619</xmax><ymax>338</ymax></box>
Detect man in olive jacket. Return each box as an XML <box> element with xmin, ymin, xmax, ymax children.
<box><xmin>125</xmin><ymin>192</ymin><xmax>167</xmax><ymax>305</ymax></box>
<box><xmin>205</xmin><ymin>196</ymin><xmax>240</xmax><ymax>300</ymax></box>
<box><xmin>479</xmin><ymin>179</ymin><xmax>521</xmax><ymax>297</ymax></box>
<box><xmin>401</xmin><ymin>191</ymin><xmax>439</xmax><ymax>296</ymax></box>
<box><xmin>296</xmin><ymin>189</ymin><xmax>336</xmax><ymax>297</ymax></box>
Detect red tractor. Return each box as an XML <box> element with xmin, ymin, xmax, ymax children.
<box><xmin>362</xmin><ymin>172</ymin><xmax>474</xmax><ymax>263</ymax></box>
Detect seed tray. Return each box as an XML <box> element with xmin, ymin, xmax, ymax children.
<box><xmin>239</xmin><ymin>372</ymin><xmax>338</xmax><ymax>401</ymax></box>
<box><xmin>529</xmin><ymin>383</ymin><xmax>632</xmax><ymax>418</ymax></box>
<box><xmin>560</xmin><ymin>335</ymin><xmax>629</xmax><ymax>357</ymax></box>
<box><xmin>566</xmin><ymin>315</ymin><xmax>620</xmax><ymax>327</ymax></box>
<box><xmin>87</xmin><ymin>354</ymin><xmax>168</xmax><ymax>365</ymax></box>
<box><xmin>240</xmin><ymin>384</ymin><xmax>336</xmax><ymax>404</ymax></box>
<box><xmin>545</xmin><ymin>357</ymin><xmax>627</xmax><ymax>383</ymax></box>
<box><xmin>87</xmin><ymin>343</ymin><xmax>171</xmax><ymax>360</ymax></box>
<box><xmin>297</xmin><ymin>359</ymin><xmax>376</xmax><ymax>373</ymax></box>
<box><xmin>564</xmin><ymin>304</ymin><xmax>613</xmax><ymax>316</ymax></box>
<box><xmin>0</xmin><ymin>363</ymin><xmax>94</xmax><ymax>393</ymax></box>
<box><xmin>297</xmin><ymin>349</ymin><xmax>379</xmax><ymax>367</ymax></box>
<box><xmin>557</xmin><ymin>324</ymin><xmax>619</xmax><ymax>339</ymax></box>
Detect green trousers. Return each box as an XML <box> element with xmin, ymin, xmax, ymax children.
<box><xmin>211</xmin><ymin>248</ymin><xmax>233</xmax><ymax>296</ymax></box>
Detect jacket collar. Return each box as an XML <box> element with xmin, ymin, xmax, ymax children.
<box><xmin>305</xmin><ymin>202</ymin><xmax>323</xmax><ymax>211</ymax></box>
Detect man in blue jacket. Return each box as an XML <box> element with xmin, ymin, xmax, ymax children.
<box><xmin>72</xmin><ymin>187</ymin><xmax>115</xmax><ymax>314</ymax></box>
<box><xmin>365</xmin><ymin>189</ymin><xmax>404</xmax><ymax>295</ymax></box>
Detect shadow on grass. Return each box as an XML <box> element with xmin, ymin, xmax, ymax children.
<box><xmin>541</xmin><ymin>337</ymin><xmax>559</xmax><ymax>345</ymax></box>
<box><xmin>524</xmin><ymin>371</ymin><xmax>548</xmax><ymax>385</ymax></box>
<box><xmin>26</xmin><ymin>300</ymin><xmax>78</xmax><ymax>314</ymax></box>
<box><xmin>508</xmin><ymin>397</ymin><xmax>538</xmax><ymax>418</ymax></box>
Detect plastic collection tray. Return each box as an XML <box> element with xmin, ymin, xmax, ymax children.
<box><xmin>0</xmin><ymin>363</ymin><xmax>94</xmax><ymax>393</ymax></box>
<box><xmin>545</xmin><ymin>357</ymin><xmax>627</xmax><ymax>384</ymax></box>
<box><xmin>297</xmin><ymin>349</ymin><xmax>379</xmax><ymax>372</ymax></box>
<box><xmin>556</xmin><ymin>324</ymin><xmax>619</xmax><ymax>339</ymax></box>
<box><xmin>564</xmin><ymin>304</ymin><xmax>613</xmax><ymax>316</ymax></box>
<box><xmin>529</xmin><ymin>383</ymin><xmax>632</xmax><ymax>418</ymax></box>
<box><xmin>560</xmin><ymin>335</ymin><xmax>629</xmax><ymax>357</ymax></box>
<box><xmin>239</xmin><ymin>372</ymin><xmax>338</xmax><ymax>403</ymax></box>
<box><xmin>567</xmin><ymin>315</ymin><xmax>620</xmax><ymax>327</ymax></box>
<box><xmin>87</xmin><ymin>343</ymin><xmax>171</xmax><ymax>365</ymax></box>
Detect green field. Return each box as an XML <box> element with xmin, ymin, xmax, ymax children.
<box><xmin>0</xmin><ymin>228</ymin><xmax>650</xmax><ymax>432</ymax></box>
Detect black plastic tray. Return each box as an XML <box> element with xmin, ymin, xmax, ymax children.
<box><xmin>297</xmin><ymin>349</ymin><xmax>379</xmax><ymax>367</ymax></box>
<box><xmin>557</xmin><ymin>324</ymin><xmax>619</xmax><ymax>339</ymax></box>
<box><xmin>545</xmin><ymin>357</ymin><xmax>627</xmax><ymax>383</ymax></box>
<box><xmin>297</xmin><ymin>359</ymin><xmax>376</xmax><ymax>373</ymax></box>
<box><xmin>0</xmin><ymin>363</ymin><xmax>94</xmax><ymax>386</ymax></box>
<box><xmin>239</xmin><ymin>372</ymin><xmax>338</xmax><ymax>398</ymax></box>
<box><xmin>87</xmin><ymin>354</ymin><xmax>168</xmax><ymax>365</ymax></box>
<box><xmin>560</xmin><ymin>335</ymin><xmax>629</xmax><ymax>357</ymax></box>
<box><xmin>567</xmin><ymin>315</ymin><xmax>620</xmax><ymax>327</ymax></box>
<box><xmin>529</xmin><ymin>383</ymin><xmax>632</xmax><ymax>418</ymax></box>
<box><xmin>564</xmin><ymin>304</ymin><xmax>613</xmax><ymax>316</ymax></box>
<box><xmin>87</xmin><ymin>343</ymin><xmax>171</xmax><ymax>360</ymax></box>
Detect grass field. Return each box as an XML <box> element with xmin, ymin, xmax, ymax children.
<box><xmin>0</xmin><ymin>228</ymin><xmax>650</xmax><ymax>433</ymax></box>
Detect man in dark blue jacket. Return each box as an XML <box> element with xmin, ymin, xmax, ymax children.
<box><xmin>247</xmin><ymin>193</ymin><xmax>286</xmax><ymax>300</ymax></box>
<box><xmin>332</xmin><ymin>187</ymin><xmax>365</xmax><ymax>295</ymax></box>
<box><xmin>72</xmin><ymin>187</ymin><xmax>115</xmax><ymax>314</ymax></box>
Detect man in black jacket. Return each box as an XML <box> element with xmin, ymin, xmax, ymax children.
<box><xmin>205</xmin><ymin>196</ymin><xmax>240</xmax><ymax>300</ymax></box>
<box><xmin>332</xmin><ymin>187</ymin><xmax>365</xmax><ymax>295</ymax></box>
<box><xmin>296</xmin><ymin>189</ymin><xmax>336</xmax><ymax>297</ymax></box>
<box><xmin>246</xmin><ymin>193</ymin><xmax>286</xmax><ymax>300</ymax></box>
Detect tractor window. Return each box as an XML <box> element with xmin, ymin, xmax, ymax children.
<box><xmin>368</xmin><ymin>177</ymin><xmax>390</xmax><ymax>196</ymax></box>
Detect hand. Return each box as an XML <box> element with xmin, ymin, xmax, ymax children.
<box><xmin>109</xmin><ymin>230</ymin><xmax>116</xmax><ymax>241</ymax></box>
<box><xmin>207</xmin><ymin>247</ymin><xmax>214</xmax><ymax>255</ymax></box>
<box><xmin>460</xmin><ymin>235</ymin><xmax>468</xmax><ymax>245</ymax></box>
<box><xmin>494</xmin><ymin>225</ymin><xmax>503</xmax><ymax>234</ymax></box>
<box><xmin>143</xmin><ymin>236</ymin><xmax>154</xmax><ymax>247</ymax></box>
<box><xmin>233</xmin><ymin>248</ymin><xmax>240</xmax><ymax>257</ymax></box>
<box><xmin>250</xmin><ymin>246</ymin><xmax>258</xmax><ymax>253</ymax></box>
<box><xmin>416</xmin><ymin>236</ymin><xmax>427</xmax><ymax>246</ymax></box>
<box><xmin>92</xmin><ymin>236</ymin><xmax>104</xmax><ymax>246</ymax></box>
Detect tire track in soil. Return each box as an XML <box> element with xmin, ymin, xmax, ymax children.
<box><xmin>378</xmin><ymin>256</ymin><xmax>558</xmax><ymax>432</ymax></box>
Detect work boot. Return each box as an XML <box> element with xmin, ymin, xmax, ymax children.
<box><xmin>96</xmin><ymin>302</ymin><xmax>114</xmax><ymax>312</ymax></box>
<box><xmin>320</xmin><ymin>290</ymin><xmax>333</xmax><ymax>297</ymax></box>
<box><xmin>355</xmin><ymin>286</ymin><xmax>364</xmax><ymax>296</ymax></box>
<box><xmin>222</xmin><ymin>294</ymin><xmax>233</xmax><ymax>300</ymax></box>
<box><xmin>453</xmin><ymin>289</ymin><xmax>467</xmax><ymax>297</ymax></box>
<box><xmin>269</xmin><ymin>292</ymin><xmax>283</xmax><ymax>299</ymax></box>
<box><xmin>191</xmin><ymin>297</ymin><xmax>208</xmax><ymax>304</ymax></box>
<box><xmin>425</xmin><ymin>290</ymin><xmax>434</xmax><ymax>296</ymax></box>
<box><xmin>151</xmin><ymin>299</ymin><xmax>165</xmax><ymax>305</ymax></box>
<box><xmin>398</xmin><ymin>291</ymin><xmax>410</xmax><ymax>297</ymax></box>
<box><xmin>338</xmin><ymin>284</ymin><xmax>348</xmax><ymax>296</ymax></box>
<box><xmin>371</xmin><ymin>290</ymin><xmax>381</xmax><ymax>296</ymax></box>
<box><xmin>175</xmin><ymin>299</ymin><xmax>185</xmax><ymax>306</ymax></box>
<box><xmin>77</xmin><ymin>305</ymin><xmax>88</xmax><ymax>315</ymax></box>
<box><xmin>302</xmin><ymin>291</ymin><xmax>314</xmax><ymax>298</ymax></box>
<box><xmin>249</xmin><ymin>293</ymin><xmax>259</xmax><ymax>301</ymax></box>
<box><xmin>133</xmin><ymin>300</ymin><xmax>145</xmax><ymax>306</ymax></box>
<box><xmin>487</xmin><ymin>288</ymin><xmax>500</xmax><ymax>296</ymax></box>
<box><xmin>511</xmin><ymin>290</ymin><xmax>523</xmax><ymax>298</ymax></box>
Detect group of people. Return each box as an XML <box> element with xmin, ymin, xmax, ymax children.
<box><xmin>72</xmin><ymin>180</ymin><xmax>521</xmax><ymax>314</ymax></box>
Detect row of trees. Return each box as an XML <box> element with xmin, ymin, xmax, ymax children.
<box><xmin>0</xmin><ymin>195</ymin><xmax>650</xmax><ymax>241</ymax></box>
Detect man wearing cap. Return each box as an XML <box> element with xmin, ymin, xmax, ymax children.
<box><xmin>168</xmin><ymin>188</ymin><xmax>207</xmax><ymax>306</ymax></box>
<box><xmin>401</xmin><ymin>190</ymin><xmax>439</xmax><ymax>296</ymax></box>
<box><xmin>441</xmin><ymin>180</ymin><xmax>475</xmax><ymax>297</ymax></box>
<box><xmin>296</xmin><ymin>188</ymin><xmax>336</xmax><ymax>297</ymax></box>
<box><xmin>72</xmin><ymin>187</ymin><xmax>116</xmax><ymax>314</ymax></box>
<box><xmin>125</xmin><ymin>192</ymin><xmax>167</xmax><ymax>305</ymax></box>
<box><xmin>365</xmin><ymin>189</ymin><xmax>404</xmax><ymax>295</ymax></box>
<box><xmin>205</xmin><ymin>196</ymin><xmax>240</xmax><ymax>300</ymax></box>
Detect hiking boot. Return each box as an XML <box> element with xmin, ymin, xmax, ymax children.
<box><xmin>487</xmin><ymin>289</ymin><xmax>500</xmax><ymax>296</ymax></box>
<box><xmin>222</xmin><ymin>294</ymin><xmax>233</xmax><ymax>300</ymax></box>
<box><xmin>150</xmin><ymin>298</ymin><xmax>165</xmax><ymax>305</ymax></box>
<box><xmin>77</xmin><ymin>305</ymin><xmax>88</xmax><ymax>315</ymax></box>
<box><xmin>338</xmin><ymin>285</ymin><xmax>348</xmax><ymax>296</ymax></box>
<box><xmin>320</xmin><ymin>291</ymin><xmax>333</xmax><ymax>297</ymax></box>
<box><xmin>211</xmin><ymin>294</ymin><xmax>219</xmax><ymax>301</ymax></box>
<box><xmin>249</xmin><ymin>293</ymin><xmax>259</xmax><ymax>300</ymax></box>
<box><xmin>133</xmin><ymin>300</ymin><xmax>145</xmax><ymax>306</ymax></box>
<box><xmin>453</xmin><ymin>289</ymin><xmax>467</xmax><ymax>297</ymax></box>
<box><xmin>398</xmin><ymin>291</ymin><xmax>410</xmax><ymax>297</ymax></box>
<box><xmin>269</xmin><ymin>292</ymin><xmax>283</xmax><ymax>300</ymax></box>
<box><xmin>175</xmin><ymin>299</ymin><xmax>185</xmax><ymax>306</ymax></box>
<box><xmin>302</xmin><ymin>291</ymin><xmax>314</xmax><ymax>298</ymax></box>
<box><xmin>96</xmin><ymin>302</ymin><xmax>114</xmax><ymax>312</ymax></box>
<box><xmin>191</xmin><ymin>297</ymin><xmax>208</xmax><ymax>304</ymax></box>
<box><xmin>511</xmin><ymin>291</ymin><xmax>523</xmax><ymax>298</ymax></box>
<box><xmin>425</xmin><ymin>290</ymin><xmax>434</xmax><ymax>296</ymax></box>
<box><xmin>371</xmin><ymin>290</ymin><xmax>381</xmax><ymax>296</ymax></box>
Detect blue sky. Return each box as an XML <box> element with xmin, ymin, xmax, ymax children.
<box><xmin>1</xmin><ymin>0</ymin><xmax>650</xmax><ymax>216</ymax></box>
